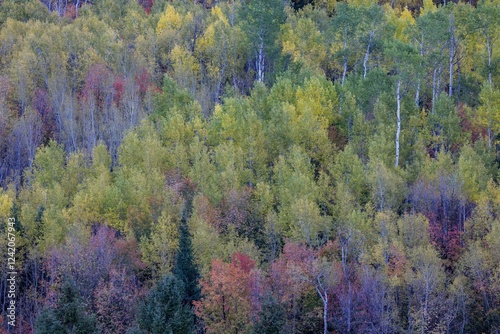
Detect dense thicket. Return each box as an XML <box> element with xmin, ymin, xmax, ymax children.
<box><xmin>1</xmin><ymin>0</ymin><xmax>500</xmax><ymax>333</ymax></box>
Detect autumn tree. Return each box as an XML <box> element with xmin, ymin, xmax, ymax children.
<box><xmin>194</xmin><ymin>253</ymin><xmax>260</xmax><ymax>334</ymax></box>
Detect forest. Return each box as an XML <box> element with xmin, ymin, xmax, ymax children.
<box><xmin>0</xmin><ymin>0</ymin><xmax>499</xmax><ymax>333</ymax></box>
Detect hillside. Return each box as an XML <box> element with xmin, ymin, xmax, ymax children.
<box><xmin>0</xmin><ymin>0</ymin><xmax>500</xmax><ymax>333</ymax></box>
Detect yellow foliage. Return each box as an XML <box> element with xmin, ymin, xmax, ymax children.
<box><xmin>396</xmin><ymin>7</ymin><xmax>415</xmax><ymax>42</ymax></box>
<box><xmin>313</xmin><ymin>0</ymin><xmax>337</xmax><ymax>14</ymax></box>
<box><xmin>0</xmin><ymin>192</ymin><xmax>13</xmax><ymax>219</ymax></box>
<box><xmin>476</xmin><ymin>86</ymin><xmax>500</xmax><ymax>146</ymax></box>
<box><xmin>170</xmin><ymin>45</ymin><xmax>200</xmax><ymax>82</ymax></box>
<box><xmin>385</xmin><ymin>5</ymin><xmax>415</xmax><ymax>42</ymax></box>
<box><xmin>140</xmin><ymin>210</ymin><xmax>179</xmax><ymax>278</ymax></box>
<box><xmin>211</xmin><ymin>6</ymin><xmax>228</xmax><ymax>26</ymax></box>
<box><xmin>280</xmin><ymin>18</ymin><xmax>326</xmax><ymax>70</ymax></box>
<box><xmin>157</xmin><ymin>5</ymin><xmax>183</xmax><ymax>34</ymax></box>
<box><xmin>348</xmin><ymin>0</ymin><xmax>378</xmax><ymax>7</ymax></box>
<box><xmin>420</xmin><ymin>0</ymin><xmax>437</xmax><ymax>15</ymax></box>
<box><xmin>197</xmin><ymin>24</ymin><xmax>216</xmax><ymax>54</ymax></box>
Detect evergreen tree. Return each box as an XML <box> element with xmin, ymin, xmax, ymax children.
<box><xmin>138</xmin><ymin>274</ymin><xmax>194</xmax><ymax>334</ymax></box>
<box><xmin>35</xmin><ymin>278</ymin><xmax>99</xmax><ymax>334</ymax></box>
<box><xmin>174</xmin><ymin>182</ymin><xmax>201</xmax><ymax>305</ymax></box>
<box><xmin>252</xmin><ymin>294</ymin><xmax>286</xmax><ymax>334</ymax></box>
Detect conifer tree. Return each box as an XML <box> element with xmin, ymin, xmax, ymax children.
<box><xmin>138</xmin><ymin>274</ymin><xmax>194</xmax><ymax>334</ymax></box>
<box><xmin>35</xmin><ymin>278</ymin><xmax>98</xmax><ymax>334</ymax></box>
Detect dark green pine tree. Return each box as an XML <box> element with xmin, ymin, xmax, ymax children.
<box><xmin>138</xmin><ymin>274</ymin><xmax>193</xmax><ymax>334</ymax></box>
<box><xmin>173</xmin><ymin>223</ymin><xmax>200</xmax><ymax>305</ymax></box>
<box><xmin>252</xmin><ymin>294</ymin><xmax>286</xmax><ymax>334</ymax></box>
<box><xmin>35</xmin><ymin>277</ymin><xmax>99</xmax><ymax>334</ymax></box>
<box><xmin>174</xmin><ymin>182</ymin><xmax>200</xmax><ymax>305</ymax></box>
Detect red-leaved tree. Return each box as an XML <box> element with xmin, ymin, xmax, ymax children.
<box><xmin>194</xmin><ymin>253</ymin><xmax>261</xmax><ymax>334</ymax></box>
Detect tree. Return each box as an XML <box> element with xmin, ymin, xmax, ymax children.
<box><xmin>368</xmin><ymin>159</ymin><xmax>407</xmax><ymax>212</ymax></box>
<box><xmin>412</xmin><ymin>7</ymin><xmax>450</xmax><ymax>111</ymax></box>
<box><xmin>239</xmin><ymin>0</ymin><xmax>286</xmax><ymax>82</ymax></box>
<box><xmin>140</xmin><ymin>207</ymin><xmax>181</xmax><ymax>279</ymax></box>
<box><xmin>428</xmin><ymin>94</ymin><xmax>463</xmax><ymax>153</ymax></box>
<box><xmin>252</xmin><ymin>294</ymin><xmax>286</xmax><ymax>334</ymax></box>
<box><xmin>405</xmin><ymin>245</ymin><xmax>446</xmax><ymax>333</ymax></box>
<box><xmin>280</xmin><ymin>7</ymin><xmax>328</xmax><ymax>73</ymax></box>
<box><xmin>138</xmin><ymin>274</ymin><xmax>194</xmax><ymax>334</ymax></box>
<box><xmin>329</xmin><ymin>2</ymin><xmax>362</xmax><ymax>86</ymax></box>
<box><xmin>173</xmin><ymin>182</ymin><xmax>201</xmax><ymax>306</ymax></box>
<box><xmin>476</xmin><ymin>85</ymin><xmax>500</xmax><ymax>149</ymax></box>
<box><xmin>194</xmin><ymin>253</ymin><xmax>260</xmax><ymax>334</ymax></box>
<box><xmin>94</xmin><ymin>268</ymin><xmax>140</xmax><ymax>334</ymax></box>
<box><xmin>384</xmin><ymin>39</ymin><xmax>419</xmax><ymax>167</ymax></box>
<box><xmin>269</xmin><ymin>241</ymin><xmax>335</xmax><ymax>334</ymax></box>
<box><xmin>195</xmin><ymin>5</ymin><xmax>248</xmax><ymax>107</ymax></box>
<box><xmin>472</xmin><ymin>0</ymin><xmax>500</xmax><ymax>86</ymax></box>
<box><xmin>35</xmin><ymin>277</ymin><xmax>98</xmax><ymax>334</ymax></box>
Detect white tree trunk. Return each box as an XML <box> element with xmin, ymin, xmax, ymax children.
<box><xmin>486</xmin><ymin>34</ymin><xmax>492</xmax><ymax>86</ymax></box>
<box><xmin>395</xmin><ymin>80</ymin><xmax>401</xmax><ymax>168</ymax></box>
<box><xmin>342</xmin><ymin>39</ymin><xmax>348</xmax><ymax>86</ymax></box>
<box><xmin>256</xmin><ymin>36</ymin><xmax>265</xmax><ymax>82</ymax></box>
<box><xmin>342</xmin><ymin>26</ymin><xmax>348</xmax><ymax>86</ymax></box>
<box><xmin>415</xmin><ymin>36</ymin><xmax>424</xmax><ymax>107</ymax></box>
<box><xmin>449</xmin><ymin>18</ymin><xmax>455</xmax><ymax>96</ymax></box>
<box><xmin>314</xmin><ymin>279</ymin><xmax>329</xmax><ymax>334</ymax></box>
<box><xmin>432</xmin><ymin>67</ymin><xmax>437</xmax><ymax>114</ymax></box>
<box><xmin>363</xmin><ymin>32</ymin><xmax>374</xmax><ymax>79</ymax></box>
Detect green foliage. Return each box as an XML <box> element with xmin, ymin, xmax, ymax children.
<box><xmin>252</xmin><ymin>294</ymin><xmax>286</xmax><ymax>334</ymax></box>
<box><xmin>138</xmin><ymin>274</ymin><xmax>194</xmax><ymax>334</ymax></box>
<box><xmin>30</xmin><ymin>140</ymin><xmax>65</xmax><ymax>189</ymax></box>
<box><xmin>427</xmin><ymin>94</ymin><xmax>463</xmax><ymax>152</ymax></box>
<box><xmin>174</xmin><ymin>223</ymin><xmax>201</xmax><ymax>305</ymax></box>
<box><xmin>3</xmin><ymin>1</ymin><xmax>500</xmax><ymax>333</ymax></box>
<box><xmin>0</xmin><ymin>0</ymin><xmax>53</xmax><ymax>26</ymax></box>
<box><xmin>35</xmin><ymin>278</ymin><xmax>99</xmax><ymax>334</ymax></box>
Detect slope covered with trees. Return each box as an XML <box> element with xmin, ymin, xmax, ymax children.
<box><xmin>0</xmin><ymin>0</ymin><xmax>499</xmax><ymax>333</ymax></box>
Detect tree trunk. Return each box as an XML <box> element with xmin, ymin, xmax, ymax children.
<box><xmin>449</xmin><ymin>18</ymin><xmax>455</xmax><ymax>96</ymax></box>
<box><xmin>315</xmin><ymin>281</ymin><xmax>329</xmax><ymax>334</ymax></box>
<box><xmin>256</xmin><ymin>36</ymin><xmax>265</xmax><ymax>83</ymax></box>
<box><xmin>395</xmin><ymin>80</ymin><xmax>401</xmax><ymax>167</ymax></box>
<box><xmin>363</xmin><ymin>32</ymin><xmax>373</xmax><ymax>79</ymax></box>
<box><xmin>416</xmin><ymin>37</ymin><xmax>424</xmax><ymax>107</ymax></box>
<box><xmin>432</xmin><ymin>67</ymin><xmax>437</xmax><ymax>114</ymax></box>
<box><xmin>342</xmin><ymin>38</ymin><xmax>348</xmax><ymax>86</ymax></box>
<box><xmin>486</xmin><ymin>34</ymin><xmax>492</xmax><ymax>86</ymax></box>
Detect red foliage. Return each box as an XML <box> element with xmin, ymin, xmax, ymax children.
<box><xmin>386</xmin><ymin>245</ymin><xmax>407</xmax><ymax>279</ymax></box>
<box><xmin>138</xmin><ymin>0</ymin><xmax>153</xmax><ymax>14</ymax></box>
<box><xmin>81</xmin><ymin>64</ymin><xmax>114</xmax><ymax>110</ymax></box>
<box><xmin>410</xmin><ymin>175</ymin><xmax>467</xmax><ymax>265</ymax></box>
<box><xmin>113</xmin><ymin>77</ymin><xmax>125</xmax><ymax>107</ymax></box>
<box><xmin>194</xmin><ymin>253</ymin><xmax>261</xmax><ymax>334</ymax></box>
<box><xmin>457</xmin><ymin>102</ymin><xmax>486</xmax><ymax>144</ymax></box>
<box><xmin>94</xmin><ymin>268</ymin><xmax>142</xmax><ymax>334</ymax></box>
<box><xmin>429</xmin><ymin>223</ymin><xmax>464</xmax><ymax>267</ymax></box>
<box><xmin>220</xmin><ymin>187</ymin><xmax>252</xmax><ymax>235</ymax></box>
<box><xmin>196</xmin><ymin>195</ymin><xmax>222</xmax><ymax>231</ymax></box>
<box><xmin>64</xmin><ymin>4</ymin><xmax>78</xmax><ymax>19</ymax></box>
<box><xmin>231</xmin><ymin>252</ymin><xmax>255</xmax><ymax>273</ymax></box>
<box><xmin>45</xmin><ymin>225</ymin><xmax>146</xmax><ymax>304</ymax></box>
<box><xmin>269</xmin><ymin>242</ymin><xmax>315</xmax><ymax>303</ymax></box>
<box><xmin>34</xmin><ymin>88</ymin><xmax>55</xmax><ymax>141</ymax></box>
<box><xmin>135</xmin><ymin>67</ymin><xmax>153</xmax><ymax>98</ymax></box>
